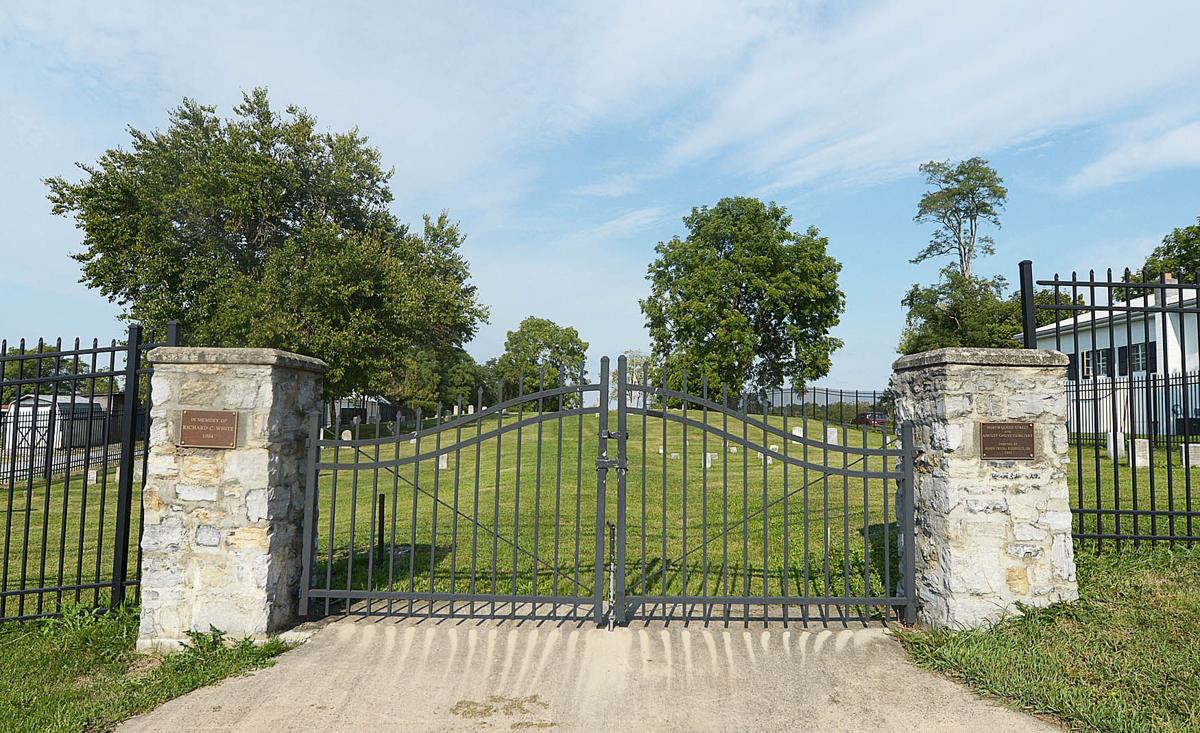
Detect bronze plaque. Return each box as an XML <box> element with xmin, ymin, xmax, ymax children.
<box><xmin>980</xmin><ymin>422</ymin><xmax>1035</xmax><ymax>460</ymax></box>
<box><xmin>179</xmin><ymin>410</ymin><xmax>238</xmax><ymax>449</ymax></box>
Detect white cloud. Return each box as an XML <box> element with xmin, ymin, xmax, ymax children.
<box><xmin>1065</xmin><ymin>122</ymin><xmax>1200</xmax><ymax>193</ymax></box>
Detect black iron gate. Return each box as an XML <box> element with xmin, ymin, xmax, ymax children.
<box><xmin>300</xmin><ymin>356</ymin><xmax>916</xmax><ymax>625</ymax></box>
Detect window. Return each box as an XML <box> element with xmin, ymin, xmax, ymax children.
<box><xmin>1095</xmin><ymin>349</ymin><xmax>1110</xmax><ymax>378</ymax></box>
<box><xmin>1081</xmin><ymin>350</ymin><xmax>1093</xmax><ymax>379</ymax></box>
<box><xmin>1131</xmin><ymin>343</ymin><xmax>1147</xmax><ymax>372</ymax></box>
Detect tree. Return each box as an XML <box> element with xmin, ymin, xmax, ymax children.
<box><xmin>899</xmin><ymin>272</ymin><xmax>1019</xmax><ymax>354</ymax></box>
<box><xmin>1142</xmin><ymin>217</ymin><xmax>1200</xmax><ymax>278</ymax></box>
<box><xmin>495</xmin><ymin>317</ymin><xmax>588</xmax><ymax>401</ymax></box>
<box><xmin>912</xmin><ymin>158</ymin><xmax>1007</xmax><ymax>281</ymax></box>
<box><xmin>45</xmin><ymin>90</ymin><xmax>487</xmax><ymax>398</ymax></box>
<box><xmin>640</xmin><ymin>197</ymin><xmax>844</xmax><ymax>396</ymax></box>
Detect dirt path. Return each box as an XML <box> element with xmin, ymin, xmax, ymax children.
<box><xmin>120</xmin><ymin>617</ymin><xmax>1059</xmax><ymax>732</ymax></box>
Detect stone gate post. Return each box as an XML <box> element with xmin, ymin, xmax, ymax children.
<box><xmin>137</xmin><ymin>348</ymin><xmax>326</xmax><ymax>652</ymax></box>
<box><xmin>891</xmin><ymin>348</ymin><xmax>1078</xmax><ymax>628</ymax></box>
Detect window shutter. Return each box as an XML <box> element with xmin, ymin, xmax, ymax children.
<box><xmin>1067</xmin><ymin>353</ymin><xmax>1078</xmax><ymax>381</ymax></box>
<box><xmin>1106</xmin><ymin>348</ymin><xmax>1115</xmax><ymax>377</ymax></box>
<box><xmin>1118</xmin><ymin>345</ymin><xmax>1129</xmax><ymax>376</ymax></box>
<box><xmin>1148</xmin><ymin>342</ymin><xmax>1158</xmax><ymax>372</ymax></box>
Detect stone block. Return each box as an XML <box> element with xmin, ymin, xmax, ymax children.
<box><xmin>1106</xmin><ymin>430</ymin><xmax>1125</xmax><ymax>461</ymax></box>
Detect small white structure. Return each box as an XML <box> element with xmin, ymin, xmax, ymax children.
<box><xmin>438</xmin><ymin>454</ymin><xmax>449</xmax><ymax>470</ymax></box>
<box><xmin>1106</xmin><ymin>430</ymin><xmax>1126</xmax><ymax>461</ymax></box>
<box><xmin>2</xmin><ymin>395</ymin><xmax>108</xmax><ymax>452</ymax></box>
<box><xmin>825</xmin><ymin>427</ymin><xmax>839</xmax><ymax>444</ymax></box>
<box><xmin>1130</xmin><ymin>438</ymin><xmax>1150</xmax><ymax>466</ymax></box>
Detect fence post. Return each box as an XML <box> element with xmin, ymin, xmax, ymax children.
<box><xmin>1019</xmin><ymin>259</ymin><xmax>1037</xmax><ymax>348</ymax></box>
<box><xmin>110</xmin><ymin>323</ymin><xmax>143</xmax><ymax>608</ymax></box>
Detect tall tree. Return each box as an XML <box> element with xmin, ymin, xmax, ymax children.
<box><xmin>45</xmin><ymin>90</ymin><xmax>487</xmax><ymax>398</ymax></box>
<box><xmin>640</xmin><ymin>197</ymin><xmax>844</xmax><ymax>396</ymax></box>
<box><xmin>912</xmin><ymin>157</ymin><xmax>1007</xmax><ymax>281</ymax></box>
<box><xmin>495</xmin><ymin>317</ymin><xmax>589</xmax><ymax>400</ymax></box>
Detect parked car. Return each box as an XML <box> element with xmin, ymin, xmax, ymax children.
<box><xmin>850</xmin><ymin>412</ymin><xmax>888</xmax><ymax>427</ymax></box>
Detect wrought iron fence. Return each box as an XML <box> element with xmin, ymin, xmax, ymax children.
<box><xmin>1020</xmin><ymin>260</ymin><xmax>1200</xmax><ymax>546</ymax></box>
<box><xmin>0</xmin><ymin>323</ymin><xmax>179</xmax><ymax>621</ymax></box>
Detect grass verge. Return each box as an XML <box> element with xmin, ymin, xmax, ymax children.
<box><xmin>0</xmin><ymin>605</ymin><xmax>289</xmax><ymax>733</ymax></box>
<box><xmin>897</xmin><ymin>545</ymin><xmax>1200</xmax><ymax>733</ymax></box>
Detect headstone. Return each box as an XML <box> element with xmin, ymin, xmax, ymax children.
<box><xmin>705</xmin><ymin>452</ymin><xmax>716</xmax><ymax>468</ymax></box>
<box><xmin>769</xmin><ymin>444</ymin><xmax>778</xmax><ymax>452</ymax></box>
<box><xmin>1181</xmin><ymin>443</ymin><xmax>1200</xmax><ymax>468</ymax></box>
<box><xmin>670</xmin><ymin>452</ymin><xmax>680</xmax><ymax>460</ymax></box>
<box><xmin>453</xmin><ymin>404</ymin><xmax>460</xmax><ymax>416</ymax></box>
<box><xmin>657</xmin><ymin>446</ymin><xmax>664</xmax><ymax>455</ymax></box>
<box><xmin>1129</xmin><ymin>438</ymin><xmax>1150</xmax><ymax>467</ymax></box>
<box><xmin>729</xmin><ymin>446</ymin><xmax>738</xmax><ymax>454</ymax></box>
<box><xmin>1106</xmin><ymin>430</ymin><xmax>1126</xmax><ymax>461</ymax></box>
<box><xmin>438</xmin><ymin>454</ymin><xmax>449</xmax><ymax>470</ymax></box>
<box><xmin>468</xmin><ymin>405</ymin><xmax>476</xmax><ymax>415</ymax></box>
<box><xmin>341</xmin><ymin>429</ymin><xmax>352</xmax><ymax>441</ymax></box>
<box><xmin>825</xmin><ymin>427</ymin><xmax>839</xmax><ymax>444</ymax></box>
<box><xmin>409</xmin><ymin>438</ymin><xmax>416</xmax><ymax>445</ymax></box>
<box><xmin>791</xmin><ymin>427</ymin><xmax>802</xmax><ymax>438</ymax></box>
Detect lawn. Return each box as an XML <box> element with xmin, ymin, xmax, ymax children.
<box><xmin>0</xmin><ymin>604</ymin><xmax>287</xmax><ymax>733</ymax></box>
<box><xmin>897</xmin><ymin>545</ymin><xmax>1200</xmax><ymax>733</ymax></box>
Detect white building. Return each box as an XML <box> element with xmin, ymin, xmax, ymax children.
<box><xmin>1</xmin><ymin>394</ymin><xmax>109</xmax><ymax>453</ymax></box>
<box><xmin>1030</xmin><ymin>279</ymin><xmax>1200</xmax><ymax>439</ymax></box>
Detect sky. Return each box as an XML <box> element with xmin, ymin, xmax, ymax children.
<box><xmin>1</xmin><ymin>1</ymin><xmax>1198</xmax><ymax>389</ymax></box>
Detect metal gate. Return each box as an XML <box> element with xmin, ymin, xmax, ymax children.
<box><xmin>299</xmin><ymin>356</ymin><xmax>916</xmax><ymax>625</ymax></box>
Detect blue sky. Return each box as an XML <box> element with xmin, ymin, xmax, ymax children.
<box><xmin>1</xmin><ymin>1</ymin><xmax>1198</xmax><ymax>389</ymax></box>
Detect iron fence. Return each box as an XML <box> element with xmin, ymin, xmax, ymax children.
<box><xmin>1020</xmin><ymin>260</ymin><xmax>1200</xmax><ymax>546</ymax></box>
<box><xmin>0</xmin><ymin>323</ymin><xmax>179</xmax><ymax>621</ymax></box>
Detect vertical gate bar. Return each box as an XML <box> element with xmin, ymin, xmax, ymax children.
<box><xmin>641</xmin><ymin>363</ymin><xmax>648</xmax><ymax>602</ymax></box>
<box><xmin>782</xmin><ymin>386</ymin><xmax>790</xmax><ymax>626</ymax></box>
<box><xmin>408</xmin><ymin>408</ymin><xmax>422</xmax><ymax>617</ymax></box>
<box><xmin>1124</xmin><ymin>270</ymin><xmax>1140</xmax><ymax>545</ymax></box>
<box><xmin>722</xmin><ymin>384</ymin><xmax>730</xmax><ymax>624</ymax></box>
<box><xmin>1087</xmin><ymin>271</ymin><xmax>1104</xmax><ymax>549</ymax></box>
<box><xmin>37</xmin><ymin>341</ymin><xmax>63</xmax><ymax>616</ymax></box>
<box><xmin>741</xmin><ymin>394</ymin><xmax>749</xmax><ymax>627</ymax></box>
<box><xmin>75</xmin><ymin>342</ymin><xmax>100</xmax><ymax>604</ymax></box>
<box><xmin>1178</xmin><ymin>272</ymin><xmax>1193</xmax><ymax>542</ymax></box>
<box><xmin>660</xmin><ymin>364</ymin><xmax>668</xmax><ymax>607</ymax></box>
<box><xmin>701</xmin><ymin>376</ymin><xmax>709</xmax><ymax>622</ymax></box>
<box><xmin>429</xmin><ymin>406</ymin><xmax>443</xmax><ymax>617</ymax></box>
<box><xmin>512</xmin><ymin>377</ymin><xmax>525</xmax><ymax>616</ymax></box>
<box><xmin>54</xmin><ymin>344</ymin><xmax>81</xmax><ymax>612</ymax></box>
<box><xmin>1105</xmin><ymin>273</ymin><xmax>1122</xmax><ymax>549</ymax></box>
<box><xmin>95</xmin><ymin>342</ymin><xmax>118</xmax><ymax>608</ymax></box>
<box><xmin>111</xmin><ymin>324</ymin><xmax>142</xmax><ymax>609</ymax></box>
<box><xmin>299</xmin><ymin>413</ymin><xmax>320</xmax><ymax>616</ymax></box>
<box><xmin>552</xmin><ymin>376</ymin><xmax>564</xmax><ymax>614</ymax></box>
<box><xmin>822</xmin><ymin>388</ymin><xmax>831</xmax><ymax>625</ymax></box>
<box><xmin>533</xmin><ymin>370</ymin><xmax>544</xmax><ymax>610</ymax></box>
<box><xmin>1</xmin><ymin>340</ymin><xmax>18</xmax><ymax>619</ymax></box>
<box><xmin>883</xmin><ymin>422</ymin><xmax>891</xmax><ymax>614</ymax></box>
<box><xmin>1191</xmin><ymin>269</ymin><xmax>1200</xmax><ymax>539</ymax></box>
<box><xmin>802</xmin><ymin>389</ymin><xmax>810</xmax><ymax>626</ymax></box>
<box><xmin>761</xmin><ymin>396</ymin><xmax>769</xmax><ymax>618</ymax></box>
<box><xmin>365</xmin><ymin>415</ymin><xmax>380</xmax><ymax>616</ymax></box>
<box><xmin>1068</xmin><ymin>274</ymin><xmax>1086</xmax><ymax>539</ymax></box>
<box><xmin>450</xmin><ymin>399</ymin><xmax>464</xmax><ymax>616</ymax></box>
<box><xmin>1019</xmin><ymin>259</ymin><xmax>1038</xmax><ymax>348</ymax></box>
<box><xmin>901</xmin><ymin>421</ymin><xmax>916</xmax><ymax>625</ymax></box>
<box><xmin>681</xmin><ymin>371</ymin><xmax>688</xmax><ymax>602</ymax></box>
<box><xmin>388</xmin><ymin>416</ymin><xmax>402</xmax><ymax>615</ymax></box>
<box><xmin>17</xmin><ymin>339</ymin><xmax>40</xmax><ymax>618</ymax></box>
<box><xmin>347</xmin><ymin>420</ymin><xmax>361</xmax><ymax>615</ymax></box>
<box><xmin>493</xmin><ymin>384</ymin><xmax>504</xmax><ymax>613</ymax></box>
<box><xmin>470</xmin><ymin>388</ymin><xmax>483</xmax><ymax>616</ymax></box>
<box><xmin>615</xmin><ymin>355</ymin><xmax>628</xmax><ymax>624</ymax></box>
<box><xmin>573</xmin><ymin>364</ymin><xmax>583</xmax><ymax>605</ymax></box>
<box><xmin>842</xmin><ymin>420</ymin><xmax>850</xmax><ymax>622</ymax></box>
<box><xmin>593</xmin><ymin>357</ymin><xmax>610</xmax><ymax>625</ymax></box>
<box><xmin>862</xmin><ymin>421</ymin><xmax>870</xmax><ymax>621</ymax></box>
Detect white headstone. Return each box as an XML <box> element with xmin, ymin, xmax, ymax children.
<box><xmin>670</xmin><ymin>452</ymin><xmax>680</xmax><ymax>460</ymax></box>
<box><xmin>1106</xmin><ymin>430</ymin><xmax>1126</xmax><ymax>461</ymax></box>
<box><xmin>340</xmin><ymin>429</ymin><xmax>352</xmax><ymax>441</ymax></box>
<box><xmin>453</xmin><ymin>404</ymin><xmax>460</xmax><ymax>416</ymax></box>
<box><xmin>791</xmin><ymin>427</ymin><xmax>802</xmax><ymax>438</ymax></box>
<box><xmin>438</xmin><ymin>454</ymin><xmax>449</xmax><ymax>470</ymax></box>
<box><xmin>769</xmin><ymin>444</ymin><xmax>779</xmax><ymax>452</ymax></box>
<box><xmin>705</xmin><ymin>452</ymin><xmax>716</xmax><ymax>468</ymax></box>
<box><xmin>729</xmin><ymin>446</ymin><xmax>738</xmax><ymax>454</ymax></box>
<box><xmin>825</xmin><ymin>427</ymin><xmax>839</xmax><ymax>444</ymax></box>
<box><xmin>468</xmin><ymin>405</ymin><xmax>476</xmax><ymax>415</ymax></box>
<box><xmin>657</xmin><ymin>446</ymin><xmax>664</xmax><ymax>455</ymax></box>
<box><xmin>1129</xmin><ymin>438</ymin><xmax>1150</xmax><ymax>467</ymax></box>
<box><xmin>1181</xmin><ymin>443</ymin><xmax>1200</xmax><ymax>468</ymax></box>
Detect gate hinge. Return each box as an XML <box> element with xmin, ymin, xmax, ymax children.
<box><xmin>601</xmin><ymin>430</ymin><xmax>627</xmax><ymax>440</ymax></box>
<box><xmin>595</xmin><ymin>458</ymin><xmax>627</xmax><ymax>472</ymax></box>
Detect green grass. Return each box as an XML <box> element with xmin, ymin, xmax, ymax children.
<box><xmin>0</xmin><ymin>604</ymin><xmax>288</xmax><ymax>733</ymax></box>
<box><xmin>897</xmin><ymin>545</ymin><xmax>1200</xmax><ymax>733</ymax></box>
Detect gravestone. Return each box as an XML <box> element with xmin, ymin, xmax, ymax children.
<box><xmin>825</xmin><ymin>427</ymin><xmax>839</xmax><ymax>444</ymax></box>
<box><xmin>1181</xmin><ymin>443</ymin><xmax>1200</xmax><ymax>468</ymax></box>
<box><xmin>438</xmin><ymin>454</ymin><xmax>449</xmax><ymax>470</ymax></box>
<box><xmin>791</xmin><ymin>427</ymin><xmax>802</xmax><ymax>438</ymax></box>
<box><xmin>728</xmin><ymin>446</ymin><xmax>737</xmax><ymax>454</ymax></box>
<box><xmin>670</xmin><ymin>452</ymin><xmax>680</xmax><ymax>460</ymax></box>
<box><xmin>705</xmin><ymin>452</ymin><xmax>716</xmax><ymax>468</ymax></box>
<box><xmin>340</xmin><ymin>429</ymin><xmax>352</xmax><ymax>440</ymax></box>
<box><xmin>1129</xmin><ymin>438</ymin><xmax>1150</xmax><ymax>467</ymax></box>
<box><xmin>1106</xmin><ymin>430</ymin><xmax>1126</xmax><ymax>461</ymax></box>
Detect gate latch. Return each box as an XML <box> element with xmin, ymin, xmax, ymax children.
<box><xmin>601</xmin><ymin>430</ymin><xmax>626</xmax><ymax>440</ymax></box>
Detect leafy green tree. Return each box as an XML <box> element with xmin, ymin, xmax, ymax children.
<box><xmin>899</xmin><ymin>272</ymin><xmax>1020</xmax><ymax>354</ymax></box>
<box><xmin>45</xmin><ymin>89</ymin><xmax>486</xmax><ymax>398</ymax></box>
<box><xmin>1142</xmin><ymin>217</ymin><xmax>1200</xmax><ymax>278</ymax></box>
<box><xmin>640</xmin><ymin>197</ymin><xmax>844</xmax><ymax>396</ymax></box>
<box><xmin>495</xmin><ymin>317</ymin><xmax>588</xmax><ymax>401</ymax></box>
<box><xmin>912</xmin><ymin>158</ymin><xmax>1007</xmax><ymax>281</ymax></box>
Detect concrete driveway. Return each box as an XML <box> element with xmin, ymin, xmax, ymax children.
<box><xmin>120</xmin><ymin>616</ymin><xmax>1059</xmax><ymax>732</ymax></box>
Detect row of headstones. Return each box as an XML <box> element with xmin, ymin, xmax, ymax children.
<box><xmin>1107</xmin><ymin>430</ymin><xmax>1200</xmax><ymax>467</ymax></box>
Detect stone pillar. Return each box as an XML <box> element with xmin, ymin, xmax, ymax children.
<box><xmin>137</xmin><ymin>348</ymin><xmax>326</xmax><ymax>652</ymax></box>
<box><xmin>891</xmin><ymin>348</ymin><xmax>1078</xmax><ymax>628</ymax></box>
